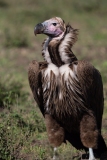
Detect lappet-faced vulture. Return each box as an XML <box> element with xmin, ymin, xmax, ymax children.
<box><xmin>28</xmin><ymin>17</ymin><xmax>107</xmax><ymax>160</ymax></box>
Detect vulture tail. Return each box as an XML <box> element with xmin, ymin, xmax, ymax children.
<box><xmin>94</xmin><ymin>134</ymin><xmax>107</xmax><ymax>158</ymax></box>
<box><xmin>65</xmin><ymin>131</ymin><xmax>107</xmax><ymax>159</ymax></box>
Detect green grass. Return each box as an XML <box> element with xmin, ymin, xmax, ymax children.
<box><xmin>0</xmin><ymin>0</ymin><xmax>107</xmax><ymax>159</ymax></box>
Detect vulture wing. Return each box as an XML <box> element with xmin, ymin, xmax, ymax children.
<box><xmin>77</xmin><ymin>60</ymin><xmax>104</xmax><ymax>131</ymax></box>
<box><xmin>28</xmin><ymin>60</ymin><xmax>47</xmax><ymax>116</ymax></box>
<box><xmin>65</xmin><ymin>60</ymin><xmax>105</xmax><ymax>152</ymax></box>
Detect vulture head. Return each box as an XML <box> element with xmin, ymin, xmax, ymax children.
<box><xmin>34</xmin><ymin>17</ymin><xmax>78</xmax><ymax>64</ymax></box>
<box><xmin>34</xmin><ymin>17</ymin><xmax>66</xmax><ymax>38</ymax></box>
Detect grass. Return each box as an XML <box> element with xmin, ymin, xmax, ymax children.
<box><xmin>0</xmin><ymin>0</ymin><xmax>107</xmax><ymax>159</ymax></box>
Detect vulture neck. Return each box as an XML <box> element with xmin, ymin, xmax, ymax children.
<box><xmin>42</xmin><ymin>25</ymin><xmax>78</xmax><ymax>67</ymax></box>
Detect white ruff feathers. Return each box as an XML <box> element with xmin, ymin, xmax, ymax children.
<box><xmin>59</xmin><ymin>33</ymin><xmax>73</xmax><ymax>63</ymax></box>
<box><xmin>59</xmin><ymin>64</ymin><xmax>76</xmax><ymax>80</ymax></box>
<box><xmin>43</xmin><ymin>63</ymin><xmax>77</xmax><ymax>102</ymax></box>
<box><xmin>44</xmin><ymin>63</ymin><xmax>59</xmax><ymax>78</ymax></box>
<box><xmin>44</xmin><ymin>63</ymin><xmax>77</xmax><ymax>80</ymax></box>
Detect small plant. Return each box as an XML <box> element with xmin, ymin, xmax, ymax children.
<box><xmin>0</xmin><ymin>116</ymin><xmax>24</xmax><ymax>160</ymax></box>
<box><xmin>35</xmin><ymin>146</ymin><xmax>46</xmax><ymax>160</ymax></box>
<box><xmin>0</xmin><ymin>108</ymin><xmax>46</xmax><ymax>159</ymax></box>
<box><xmin>31</xmin><ymin>111</ymin><xmax>46</xmax><ymax>133</ymax></box>
<box><xmin>0</xmin><ymin>80</ymin><xmax>28</xmax><ymax>108</ymax></box>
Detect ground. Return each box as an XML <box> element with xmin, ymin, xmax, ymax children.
<box><xmin>0</xmin><ymin>0</ymin><xmax>107</xmax><ymax>159</ymax></box>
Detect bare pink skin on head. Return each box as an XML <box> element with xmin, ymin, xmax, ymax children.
<box><xmin>34</xmin><ymin>17</ymin><xmax>66</xmax><ymax>38</ymax></box>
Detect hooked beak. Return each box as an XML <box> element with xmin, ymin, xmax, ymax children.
<box><xmin>34</xmin><ymin>23</ymin><xmax>45</xmax><ymax>35</ymax></box>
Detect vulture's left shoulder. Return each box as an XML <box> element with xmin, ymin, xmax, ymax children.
<box><xmin>76</xmin><ymin>60</ymin><xmax>102</xmax><ymax>86</ymax></box>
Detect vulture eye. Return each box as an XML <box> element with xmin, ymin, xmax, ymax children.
<box><xmin>52</xmin><ymin>23</ymin><xmax>57</xmax><ymax>26</ymax></box>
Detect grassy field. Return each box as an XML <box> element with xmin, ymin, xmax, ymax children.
<box><xmin>0</xmin><ymin>0</ymin><xmax>107</xmax><ymax>159</ymax></box>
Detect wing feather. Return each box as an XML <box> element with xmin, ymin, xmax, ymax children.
<box><xmin>28</xmin><ymin>60</ymin><xmax>47</xmax><ymax>115</ymax></box>
<box><xmin>77</xmin><ymin>60</ymin><xmax>104</xmax><ymax>130</ymax></box>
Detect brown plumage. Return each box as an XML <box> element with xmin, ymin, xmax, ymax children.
<box><xmin>28</xmin><ymin>17</ymin><xmax>107</xmax><ymax>159</ymax></box>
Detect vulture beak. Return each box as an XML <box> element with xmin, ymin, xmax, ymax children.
<box><xmin>34</xmin><ymin>23</ymin><xmax>45</xmax><ymax>35</ymax></box>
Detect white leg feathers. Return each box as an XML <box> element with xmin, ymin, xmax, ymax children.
<box><xmin>89</xmin><ymin>148</ymin><xmax>96</xmax><ymax>160</ymax></box>
<box><xmin>53</xmin><ymin>147</ymin><xmax>58</xmax><ymax>160</ymax></box>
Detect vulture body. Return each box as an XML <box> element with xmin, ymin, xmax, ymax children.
<box><xmin>28</xmin><ymin>17</ymin><xmax>107</xmax><ymax>159</ymax></box>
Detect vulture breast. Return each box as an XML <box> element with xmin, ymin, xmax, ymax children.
<box><xmin>41</xmin><ymin>62</ymin><xmax>87</xmax><ymax>132</ymax></box>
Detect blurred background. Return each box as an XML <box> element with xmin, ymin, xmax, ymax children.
<box><xmin>0</xmin><ymin>0</ymin><xmax>107</xmax><ymax>159</ymax></box>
